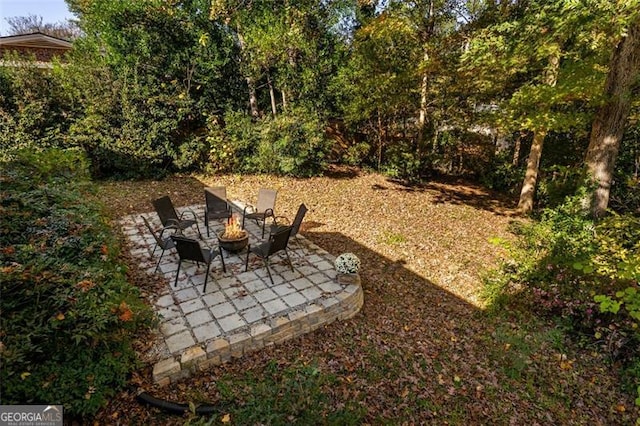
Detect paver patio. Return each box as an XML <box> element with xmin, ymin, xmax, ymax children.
<box><xmin>119</xmin><ymin>201</ymin><xmax>363</xmax><ymax>385</ymax></box>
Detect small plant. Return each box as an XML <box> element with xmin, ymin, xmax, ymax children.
<box><xmin>379</xmin><ymin>230</ymin><xmax>406</xmax><ymax>245</ymax></box>
<box><xmin>335</xmin><ymin>253</ymin><xmax>361</xmax><ymax>274</ymax></box>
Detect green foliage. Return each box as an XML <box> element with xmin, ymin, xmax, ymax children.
<box><xmin>483</xmin><ymin>193</ymin><xmax>639</xmax><ymax>396</ymax></box>
<box><xmin>0</xmin><ymin>149</ymin><xmax>154</xmax><ymax>416</ymax></box>
<box><xmin>210</xmin><ymin>108</ymin><xmax>332</xmax><ymax>177</ymax></box>
<box><xmin>481</xmin><ymin>151</ymin><xmax>524</xmax><ymax>194</ymax></box>
<box><xmin>610</xmin><ymin>122</ymin><xmax>640</xmax><ymax>214</ymax></box>
<box><xmin>255</xmin><ymin>108</ymin><xmax>332</xmax><ymax>177</ymax></box>
<box><xmin>0</xmin><ymin>55</ymin><xmax>76</xmax><ymax>159</ymax></box>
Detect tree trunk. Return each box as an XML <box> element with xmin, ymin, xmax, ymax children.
<box><xmin>512</xmin><ymin>131</ymin><xmax>524</xmax><ymax>166</ymax></box>
<box><xmin>281</xmin><ymin>87</ymin><xmax>287</xmax><ymax>111</ymax></box>
<box><xmin>377</xmin><ymin>112</ymin><xmax>383</xmax><ymax>170</ymax></box>
<box><xmin>246</xmin><ymin>76</ymin><xmax>259</xmax><ymax>118</ymax></box>
<box><xmin>417</xmin><ymin>49</ymin><xmax>429</xmax><ymax>157</ymax></box>
<box><xmin>517</xmin><ymin>50</ymin><xmax>560</xmax><ymax>214</ymax></box>
<box><xmin>584</xmin><ymin>17</ymin><xmax>640</xmax><ymax>218</ymax></box>
<box><xmin>416</xmin><ymin>0</ymin><xmax>434</xmax><ymax>161</ymax></box>
<box><xmin>236</xmin><ymin>27</ymin><xmax>260</xmax><ymax>118</ymax></box>
<box><xmin>517</xmin><ymin>129</ymin><xmax>546</xmax><ymax>213</ymax></box>
<box><xmin>267</xmin><ymin>73</ymin><xmax>277</xmax><ymax>116</ymax></box>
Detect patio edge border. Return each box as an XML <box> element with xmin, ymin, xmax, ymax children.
<box><xmin>152</xmin><ymin>277</ymin><xmax>363</xmax><ymax>385</ymax></box>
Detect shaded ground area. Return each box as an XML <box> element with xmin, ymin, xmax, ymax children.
<box><xmin>95</xmin><ymin>168</ymin><xmax>638</xmax><ymax>424</ymax></box>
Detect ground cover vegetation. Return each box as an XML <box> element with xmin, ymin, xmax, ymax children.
<box><xmin>0</xmin><ymin>150</ymin><xmax>154</xmax><ymax>417</ymax></box>
<box><xmin>0</xmin><ymin>0</ymin><xmax>639</xmax><ymax>422</ymax></box>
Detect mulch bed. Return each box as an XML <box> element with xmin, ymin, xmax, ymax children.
<box><xmin>93</xmin><ymin>167</ymin><xmax>639</xmax><ymax>424</ymax></box>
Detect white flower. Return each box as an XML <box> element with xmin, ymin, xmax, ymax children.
<box><xmin>335</xmin><ymin>253</ymin><xmax>360</xmax><ymax>274</ymax></box>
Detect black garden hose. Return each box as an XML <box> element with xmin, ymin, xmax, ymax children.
<box><xmin>133</xmin><ymin>388</ymin><xmax>220</xmax><ymax>416</ymax></box>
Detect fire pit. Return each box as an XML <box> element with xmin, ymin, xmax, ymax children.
<box><xmin>217</xmin><ymin>215</ymin><xmax>249</xmax><ymax>253</ymax></box>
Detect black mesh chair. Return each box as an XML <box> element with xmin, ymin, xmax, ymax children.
<box><xmin>171</xmin><ymin>235</ymin><xmax>226</xmax><ymax>293</ymax></box>
<box><xmin>273</xmin><ymin>203</ymin><xmax>308</xmax><ymax>250</ymax></box>
<box><xmin>153</xmin><ymin>195</ymin><xmax>202</xmax><ymax>238</ymax></box>
<box><xmin>242</xmin><ymin>188</ymin><xmax>277</xmax><ymax>238</ymax></box>
<box><xmin>245</xmin><ymin>225</ymin><xmax>293</xmax><ymax>285</ymax></box>
<box><xmin>204</xmin><ymin>186</ymin><xmax>232</xmax><ymax>237</ymax></box>
<box><xmin>141</xmin><ymin>215</ymin><xmax>176</xmax><ymax>272</ymax></box>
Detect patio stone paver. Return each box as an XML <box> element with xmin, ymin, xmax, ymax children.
<box><xmin>119</xmin><ymin>201</ymin><xmax>364</xmax><ymax>385</ymax></box>
<box><xmin>185</xmin><ymin>309</ymin><xmax>213</xmax><ymax>328</ymax></box>
<box><xmin>165</xmin><ymin>330</ymin><xmax>196</xmax><ymax>353</ymax></box>
<box><xmin>218</xmin><ymin>313</ymin><xmax>246</xmax><ymax>333</ymax></box>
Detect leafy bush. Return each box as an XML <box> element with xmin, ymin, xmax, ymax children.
<box><xmin>208</xmin><ymin>110</ymin><xmax>261</xmax><ymax>173</ymax></box>
<box><xmin>483</xmin><ymin>192</ymin><xmax>639</xmax><ymax>400</ymax></box>
<box><xmin>209</xmin><ymin>108</ymin><xmax>332</xmax><ymax>177</ymax></box>
<box><xmin>256</xmin><ymin>108</ymin><xmax>331</xmax><ymax>177</ymax></box>
<box><xmin>0</xmin><ymin>149</ymin><xmax>154</xmax><ymax>416</ymax></box>
<box><xmin>0</xmin><ymin>55</ymin><xmax>75</xmax><ymax>159</ymax></box>
<box><xmin>481</xmin><ymin>151</ymin><xmax>524</xmax><ymax>194</ymax></box>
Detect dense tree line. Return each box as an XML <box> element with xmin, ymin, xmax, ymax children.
<box><xmin>1</xmin><ymin>0</ymin><xmax>638</xmax><ymax>215</ymax></box>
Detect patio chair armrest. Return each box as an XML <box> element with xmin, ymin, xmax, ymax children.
<box><xmin>273</xmin><ymin>215</ymin><xmax>290</xmax><ymax>226</ymax></box>
<box><xmin>243</xmin><ymin>204</ymin><xmax>256</xmax><ymax>215</ymax></box>
<box><xmin>158</xmin><ymin>223</ymin><xmax>180</xmax><ymax>238</ymax></box>
<box><xmin>178</xmin><ymin>208</ymin><xmax>199</xmax><ymax>222</ymax></box>
<box><xmin>166</xmin><ymin>218</ymin><xmax>181</xmax><ymax>227</ymax></box>
<box><xmin>265</xmin><ymin>208</ymin><xmax>274</xmax><ymax>217</ymax></box>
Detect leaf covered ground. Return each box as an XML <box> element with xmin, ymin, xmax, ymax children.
<box><xmin>94</xmin><ymin>168</ymin><xmax>639</xmax><ymax>425</ymax></box>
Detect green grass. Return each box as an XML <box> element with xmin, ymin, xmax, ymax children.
<box><xmin>204</xmin><ymin>361</ymin><xmax>366</xmax><ymax>425</ymax></box>
<box><xmin>378</xmin><ymin>230</ymin><xmax>407</xmax><ymax>245</ymax></box>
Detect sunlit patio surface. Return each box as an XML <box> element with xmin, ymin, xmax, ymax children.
<box><xmin>119</xmin><ymin>202</ymin><xmax>363</xmax><ymax>385</ymax></box>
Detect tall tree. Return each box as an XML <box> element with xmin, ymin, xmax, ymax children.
<box><xmin>461</xmin><ymin>0</ymin><xmax>618</xmax><ymax>213</ymax></box>
<box><xmin>584</xmin><ymin>15</ymin><xmax>640</xmax><ymax>218</ymax></box>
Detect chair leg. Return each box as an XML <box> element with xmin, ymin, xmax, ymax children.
<box><xmin>244</xmin><ymin>247</ymin><xmax>251</xmax><ymax>272</ymax></box>
<box><xmin>219</xmin><ymin>247</ymin><xmax>226</xmax><ymax>273</ymax></box>
<box><xmin>264</xmin><ymin>258</ymin><xmax>274</xmax><ymax>285</ymax></box>
<box><xmin>155</xmin><ymin>248</ymin><xmax>165</xmax><ymax>273</ymax></box>
<box><xmin>174</xmin><ymin>260</ymin><xmax>182</xmax><ymax>287</ymax></box>
<box><xmin>284</xmin><ymin>249</ymin><xmax>294</xmax><ymax>272</ymax></box>
<box><xmin>261</xmin><ymin>217</ymin><xmax>266</xmax><ymax>238</ymax></box>
<box><xmin>205</xmin><ymin>215</ymin><xmax>210</xmax><ymax>237</ymax></box>
<box><xmin>203</xmin><ymin>262</ymin><xmax>211</xmax><ymax>293</ymax></box>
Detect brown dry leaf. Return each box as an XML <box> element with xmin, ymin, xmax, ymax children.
<box><xmin>90</xmin><ymin>169</ymin><xmax>640</xmax><ymax>425</ymax></box>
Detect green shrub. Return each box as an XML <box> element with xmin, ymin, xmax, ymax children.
<box><xmin>483</xmin><ymin>192</ymin><xmax>639</xmax><ymax>398</ymax></box>
<box><xmin>255</xmin><ymin>108</ymin><xmax>331</xmax><ymax>177</ymax></box>
<box><xmin>0</xmin><ymin>55</ymin><xmax>75</xmax><ymax>160</ymax></box>
<box><xmin>0</xmin><ymin>149</ymin><xmax>154</xmax><ymax>417</ymax></box>
<box><xmin>209</xmin><ymin>108</ymin><xmax>332</xmax><ymax>177</ymax></box>
<box><xmin>481</xmin><ymin>151</ymin><xmax>524</xmax><ymax>194</ymax></box>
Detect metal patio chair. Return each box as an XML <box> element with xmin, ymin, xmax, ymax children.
<box><xmin>171</xmin><ymin>235</ymin><xmax>226</xmax><ymax>293</ymax></box>
<box><xmin>152</xmin><ymin>195</ymin><xmax>202</xmax><ymax>238</ymax></box>
<box><xmin>141</xmin><ymin>215</ymin><xmax>177</xmax><ymax>272</ymax></box>
<box><xmin>245</xmin><ymin>225</ymin><xmax>293</xmax><ymax>285</ymax></box>
<box><xmin>204</xmin><ymin>186</ymin><xmax>232</xmax><ymax>237</ymax></box>
<box><xmin>273</xmin><ymin>203</ymin><xmax>308</xmax><ymax>251</ymax></box>
<box><xmin>242</xmin><ymin>188</ymin><xmax>277</xmax><ymax>238</ymax></box>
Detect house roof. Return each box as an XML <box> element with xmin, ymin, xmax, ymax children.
<box><xmin>0</xmin><ymin>32</ymin><xmax>72</xmax><ymax>50</ymax></box>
